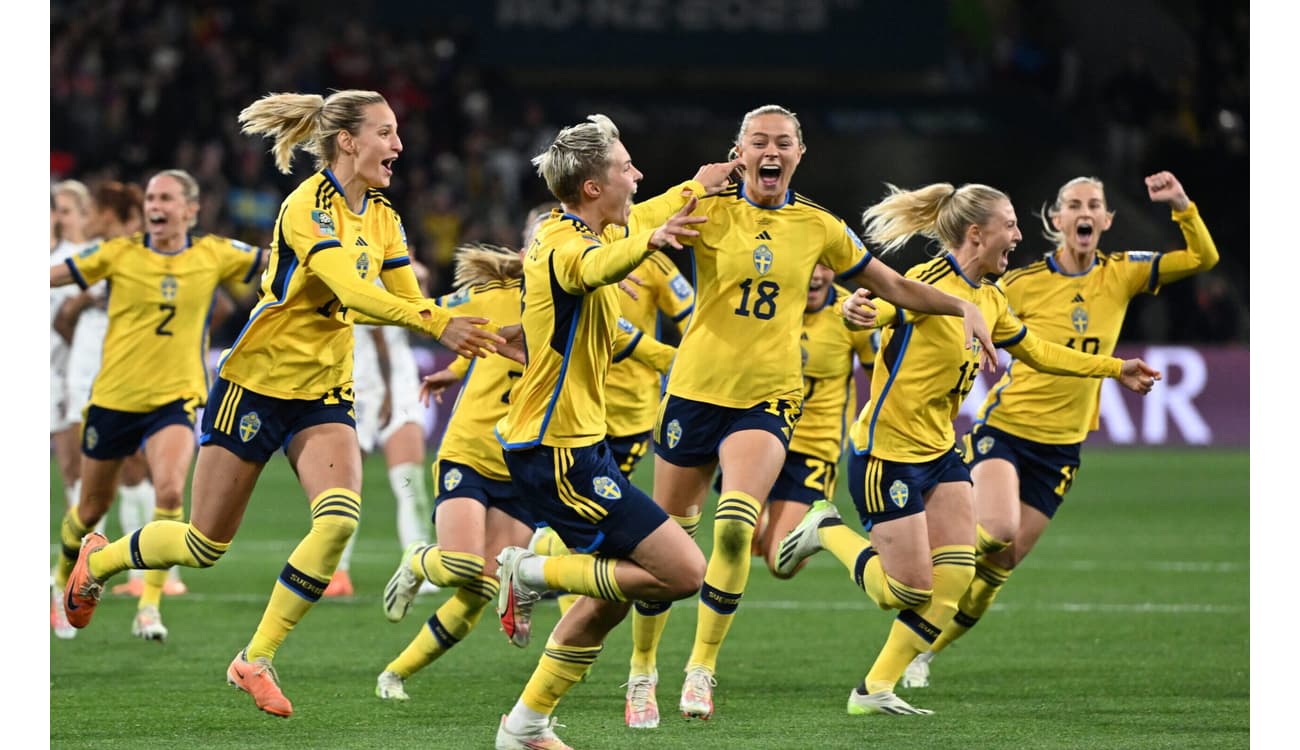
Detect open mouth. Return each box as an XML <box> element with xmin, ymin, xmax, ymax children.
<box><xmin>381</xmin><ymin>157</ymin><xmax>397</xmax><ymax>176</ymax></box>
<box><xmin>1075</xmin><ymin>223</ymin><xmax>1093</xmax><ymax>243</ymax></box>
<box><xmin>757</xmin><ymin>164</ymin><xmax>781</xmax><ymax>189</ymax></box>
<box><xmin>148</xmin><ymin>213</ymin><xmax>167</xmax><ymax>229</ymax></box>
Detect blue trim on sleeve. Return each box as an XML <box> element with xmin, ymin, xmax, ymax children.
<box><xmin>383</xmin><ymin>256</ymin><xmax>411</xmax><ymax>270</ymax></box>
<box><xmin>671</xmin><ymin>303</ymin><xmax>694</xmax><ymax>322</ymax></box>
<box><xmin>309</xmin><ymin>239</ymin><xmax>342</xmax><ymax>255</ymax></box>
<box><xmin>996</xmin><ymin>325</ymin><xmax>1027</xmax><ymax>349</ymax></box>
<box><xmin>612</xmin><ymin>331</ymin><xmax>644</xmax><ymax>363</ymax></box>
<box><xmin>838</xmin><ymin>253</ymin><xmax>871</xmax><ymax>281</ymax></box>
<box><xmin>66</xmin><ymin>258</ymin><xmax>88</xmax><ymax>290</ymax></box>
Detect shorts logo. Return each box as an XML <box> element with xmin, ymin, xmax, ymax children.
<box><xmin>888</xmin><ymin>480</ymin><xmax>909</xmax><ymax>509</ymax></box>
<box><xmin>311</xmin><ymin>209</ymin><xmax>336</xmax><ymax>237</ymax></box>
<box><xmin>443</xmin><ymin>468</ymin><xmax>463</xmax><ymax>492</ymax></box>
<box><xmin>592</xmin><ymin>476</ymin><xmax>622</xmax><ymax>500</ymax></box>
<box><xmin>977</xmin><ymin>436</ymin><xmax>995</xmax><ymax>455</ymax></box>
<box><xmin>665</xmin><ymin>418</ymin><xmax>682</xmax><ymax>449</ymax></box>
<box><xmin>160</xmin><ymin>274</ymin><xmax>178</xmax><ymax>301</ymax></box>
<box><xmin>1071</xmin><ymin>306</ymin><xmax>1089</xmax><ymax>334</ymax></box>
<box><xmin>356</xmin><ymin>252</ymin><xmax>370</xmax><ymax>279</ymax></box>
<box><xmin>753</xmin><ymin>245</ymin><xmax>773</xmax><ymax>275</ymax></box>
<box><xmin>669</xmin><ymin>275</ymin><xmax>691</xmax><ymax>300</ymax></box>
<box><xmin>238</xmin><ymin>411</ymin><xmax>262</xmax><ymax>443</ymax></box>
<box><xmin>85</xmin><ymin>426</ymin><xmax>98</xmax><ymax>451</ymax></box>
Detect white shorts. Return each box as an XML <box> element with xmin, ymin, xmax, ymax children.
<box><xmin>353</xmin><ymin>325</ymin><xmax>426</xmax><ymax>453</ymax></box>
<box><xmin>64</xmin><ymin>307</ymin><xmax>107</xmax><ymax>425</ymax></box>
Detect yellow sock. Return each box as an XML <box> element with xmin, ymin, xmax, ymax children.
<box><xmin>541</xmin><ymin>555</ymin><xmax>625</xmax><ymax>601</ymax></box>
<box><xmin>414</xmin><ymin>546</ymin><xmax>485</xmax><ymax>588</ymax></box>
<box><xmin>629</xmin><ymin>512</ymin><xmax>699</xmax><ymax>677</ymax></box>
<box><xmin>520</xmin><ymin>639</ymin><xmax>604</xmax><ymax>714</ymax></box>
<box><xmin>138</xmin><ymin>506</ymin><xmax>183</xmax><ymax>610</ymax></box>
<box><xmin>386</xmin><ymin>575</ymin><xmax>498</xmax><ymax>677</ymax></box>
<box><xmin>819</xmin><ymin>524</ymin><xmax>928</xmax><ymax>610</ymax></box>
<box><xmin>688</xmin><ymin>491</ymin><xmax>761</xmax><ymax>674</ymax></box>
<box><xmin>530</xmin><ymin>527</ymin><xmax>580</xmax><ymax>615</ymax></box>
<box><xmin>932</xmin><ymin>556</ymin><xmax>1012</xmax><ymax>654</ymax></box>
<box><xmin>864</xmin><ymin>545</ymin><xmax>974</xmax><ymax>693</ymax></box>
<box><xmin>90</xmin><ymin>521</ymin><xmax>229</xmax><ymax>580</ymax></box>
<box><xmin>975</xmin><ymin>523</ymin><xmax>1012</xmax><ymax>555</ymax></box>
<box><xmin>56</xmin><ymin>507</ymin><xmax>92</xmax><ymax>588</ymax></box>
<box><xmin>247</xmin><ymin>488</ymin><xmax>360</xmax><ymax>662</ymax></box>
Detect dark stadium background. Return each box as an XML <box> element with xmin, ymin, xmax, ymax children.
<box><xmin>50</xmin><ymin>0</ymin><xmax>1248</xmax><ymax>350</ymax></box>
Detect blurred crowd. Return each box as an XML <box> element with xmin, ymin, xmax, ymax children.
<box><xmin>50</xmin><ymin>0</ymin><xmax>1247</xmax><ymax>345</ymax></box>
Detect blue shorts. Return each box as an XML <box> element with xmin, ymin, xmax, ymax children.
<box><xmin>606</xmin><ymin>430</ymin><xmax>653</xmax><ymax>478</ymax></box>
<box><xmin>503</xmin><ymin>442</ymin><xmax>668</xmax><ymax>557</ymax></box>
<box><xmin>654</xmin><ymin>394</ymin><xmax>802</xmax><ymax>467</ymax></box>
<box><xmin>712</xmin><ymin>450</ymin><xmax>838</xmax><ymax>505</ymax></box>
<box><xmin>848</xmin><ymin>448</ymin><xmax>970</xmax><ymax>529</ymax></box>
<box><xmin>432</xmin><ymin>459</ymin><xmax>539</xmax><ymax>528</ymax></box>
<box><xmin>81</xmin><ymin>398</ymin><xmax>198</xmax><ymax>460</ymax></box>
<box><xmin>199</xmin><ymin>377</ymin><xmax>356</xmax><ymax>464</ymax></box>
<box><xmin>964</xmin><ymin>424</ymin><xmax>1081</xmax><ymax>520</ymax></box>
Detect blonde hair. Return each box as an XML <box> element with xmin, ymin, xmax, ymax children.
<box><xmin>1039</xmin><ymin>176</ymin><xmax>1113</xmax><ymax>245</ymax></box>
<box><xmin>734</xmin><ymin>104</ymin><xmax>805</xmax><ymax>150</ymax></box>
<box><xmin>238</xmin><ymin>90</ymin><xmax>387</xmax><ymax>174</ymax></box>
<box><xmin>532</xmin><ymin>114</ymin><xmax>620</xmax><ymax>205</ymax></box>
<box><xmin>452</xmin><ymin>243</ymin><xmax>523</xmax><ymax>288</ymax></box>
<box><xmin>862</xmin><ymin>182</ymin><xmax>1010</xmax><ymax>256</ymax></box>
<box><xmin>52</xmin><ymin>180</ymin><xmax>92</xmax><ymax>215</ymax></box>
<box><xmin>149</xmin><ymin>169</ymin><xmax>202</xmax><ymax>228</ymax></box>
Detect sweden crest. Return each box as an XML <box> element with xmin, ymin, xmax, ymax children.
<box><xmin>753</xmin><ymin>245</ymin><xmax>773</xmax><ymax>275</ymax></box>
<box><xmin>592</xmin><ymin>476</ymin><xmax>622</xmax><ymax>500</ymax></box>
<box><xmin>85</xmin><ymin>426</ymin><xmax>98</xmax><ymax>451</ymax></box>
<box><xmin>1071</xmin><ymin>306</ymin><xmax>1089</xmax><ymax>334</ymax></box>
<box><xmin>666</xmin><ymin>419</ymin><xmax>682</xmax><ymax>449</ymax></box>
<box><xmin>889</xmin><ymin>480</ymin><xmax>909</xmax><ymax>509</ymax></box>
<box><xmin>356</xmin><ymin>252</ymin><xmax>370</xmax><ymax>279</ymax></box>
<box><xmin>160</xmin><ymin>275</ymin><xmax>178</xmax><ymax>301</ymax></box>
<box><xmin>239</xmin><ymin>411</ymin><xmax>262</xmax><ymax>443</ymax></box>
<box><xmin>977</xmin><ymin>436</ymin><xmax>995</xmax><ymax>455</ymax></box>
<box><xmin>443</xmin><ymin>468</ymin><xmax>463</xmax><ymax>492</ymax></box>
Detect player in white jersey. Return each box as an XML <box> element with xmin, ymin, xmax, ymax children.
<box><xmin>50</xmin><ymin>181</ymin><xmax>94</xmax><ymax>514</ymax></box>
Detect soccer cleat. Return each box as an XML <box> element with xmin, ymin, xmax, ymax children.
<box><xmin>775</xmin><ymin>499</ymin><xmax>841</xmax><ymax>577</ymax></box>
<box><xmin>624</xmin><ymin>670</ymin><xmax>660</xmax><ymax>729</ymax></box>
<box><xmin>164</xmin><ymin>567</ymin><xmax>189</xmax><ymax>596</ymax></box>
<box><xmin>679</xmin><ymin>667</ymin><xmax>716</xmax><ymax>720</ymax></box>
<box><xmin>227</xmin><ymin>649</ymin><xmax>293</xmax><ymax>717</ymax></box>
<box><xmin>846</xmin><ymin>688</ymin><xmax>934</xmax><ymax>716</ymax></box>
<box><xmin>901</xmin><ymin>652</ymin><xmax>933</xmax><ymax>689</ymax></box>
<box><xmin>322</xmin><ymin>569</ymin><xmax>354</xmax><ymax>597</ymax></box>
<box><xmin>383</xmin><ymin>542</ymin><xmax>426</xmax><ymax>623</ymax></box>
<box><xmin>375</xmin><ymin>670</ymin><xmax>410</xmax><ymax>701</ymax></box>
<box><xmin>131</xmin><ymin>605</ymin><xmax>169</xmax><ymax>642</ymax></box>
<box><xmin>494</xmin><ymin>714</ymin><xmax>572</xmax><ymax>750</ymax></box>
<box><xmin>51</xmin><ymin>588</ymin><xmax>76</xmax><ymax>640</ymax></box>
<box><xmin>63</xmin><ymin>531</ymin><xmax>108</xmax><ymax>629</ymax></box>
<box><xmin>495</xmin><ymin>546</ymin><xmax>543</xmax><ymax>648</ymax></box>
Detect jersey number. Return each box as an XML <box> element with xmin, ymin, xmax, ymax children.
<box><xmin>734</xmin><ymin>279</ymin><xmax>779</xmax><ymax>320</ymax></box>
<box><xmin>949</xmin><ymin>361</ymin><xmax>980</xmax><ymax>397</ymax></box>
<box><xmin>156</xmin><ymin>304</ymin><xmax>176</xmax><ymax>336</ymax></box>
<box><xmin>1053</xmin><ymin>465</ymin><xmax>1078</xmax><ymax>496</ymax></box>
<box><xmin>1065</xmin><ymin>337</ymin><xmax>1101</xmax><ymax>354</ymax></box>
<box><xmin>316</xmin><ymin>297</ymin><xmax>350</xmax><ymax>320</ymax></box>
<box><xmin>501</xmin><ymin>370</ymin><xmax>524</xmax><ymax>404</ymax></box>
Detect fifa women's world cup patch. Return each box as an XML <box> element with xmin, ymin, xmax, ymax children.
<box><xmin>311</xmin><ymin>209</ymin><xmax>336</xmax><ymax>237</ymax></box>
<box><xmin>670</xmin><ymin>275</ymin><xmax>692</xmax><ymax>300</ymax></box>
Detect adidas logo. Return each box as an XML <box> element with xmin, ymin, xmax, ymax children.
<box><xmin>755</xmin><ymin>230</ymin><xmax>772</xmax><ymax>240</ymax></box>
<box><xmin>1071</xmin><ymin>293</ymin><xmax>1085</xmax><ymax>303</ymax></box>
<box><xmin>355</xmin><ymin>237</ymin><xmax>368</xmax><ymax>246</ymax></box>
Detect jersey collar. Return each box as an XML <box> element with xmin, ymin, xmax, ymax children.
<box><xmin>738</xmin><ymin>181</ymin><xmax>792</xmax><ymax>210</ymax></box>
<box><xmin>1046</xmin><ymin>249</ymin><xmax>1097</xmax><ymax>276</ymax></box>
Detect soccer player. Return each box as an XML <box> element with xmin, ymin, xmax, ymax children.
<box><xmin>490</xmin><ymin>114</ymin><xmax>737</xmax><ymax>750</ymax></box>
<box><xmin>61</xmin><ymin>89</ymin><xmax>511</xmax><ymax>718</ymax></box>
<box><xmin>776</xmin><ymin>180</ymin><xmax>1162</xmax><ymax>715</ymax></box>
<box><xmin>629</xmin><ymin>104</ymin><xmax>998</xmax><ymax>723</ymax></box>
<box><xmin>900</xmin><ymin>171</ymin><xmax>1219</xmax><ymax>689</ymax></box>
<box><xmin>49</xmin><ymin>180</ymin><xmax>94</xmax><ymax>521</ymax></box>
<box><xmin>50</xmin><ymin>169</ymin><xmax>267</xmax><ymax>643</ymax></box>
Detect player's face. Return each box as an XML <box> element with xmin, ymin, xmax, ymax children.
<box><xmin>806</xmin><ymin>263</ymin><xmax>834</xmax><ymax>312</ymax></box>
<box><xmin>598</xmin><ymin>140</ymin><xmax>642</xmax><ymax>228</ymax></box>
<box><xmin>54</xmin><ymin>192</ymin><xmax>87</xmax><ymax>239</ymax></box>
<box><xmin>975</xmin><ymin>199</ymin><xmax>1021</xmax><ymax>276</ymax></box>
<box><xmin>735</xmin><ymin>113</ymin><xmax>804</xmax><ymax>206</ymax></box>
<box><xmin>1052</xmin><ymin>182</ymin><xmax>1112</xmax><ymax>253</ymax></box>
<box><xmin>144</xmin><ymin>175</ymin><xmax>198</xmax><ymax>243</ymax></box>
<box><xmin>354</xmin><ymin>103</ymin><xmax>403</xmax><ymax>189</ymax></box>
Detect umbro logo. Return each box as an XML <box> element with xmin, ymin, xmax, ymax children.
<box><xmin>355</xmin><ymin>237</ymin><xmax>368</xmax><ymax>246</ymax></box>
<box><xmin>1071</xmin><ymin>293</ymin><xmax>1085</xmax><ymax>303</ymax></box>
<box><xmin>755</xmin><ymin>231</ymin><xmax>773</xmax><ymax>240</ymax></box>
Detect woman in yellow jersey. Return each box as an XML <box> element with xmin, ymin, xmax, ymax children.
<box><xmin>631</xmin><ymin>105</ymin><xmax>998</xmax><ymax>725</ymax></box>
<box><xmin>900</xmin><ymin>171</ymin><xmax>1219</xmax><ymax>690</ymax></box>
<box><xmin>62</xmin><ymin>90</ymin><xmax>511</xmax><ymax>718</ymax></box>
<box><xmin>776</xmin><ymin>181</ymin><xmax>1162</xmax><ymax>716</ymax></box>
<box><xmin>50</xmin><ymin>169</ymin><xmax>265</xmax><ymax>644</ymax></box>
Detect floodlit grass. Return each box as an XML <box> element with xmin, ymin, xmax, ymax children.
<box><xmin>50</xmin><ymin>449</ymin><xmax>1248</xmax><ymax>749</ymax></box>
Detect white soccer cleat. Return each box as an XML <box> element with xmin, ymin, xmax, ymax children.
<box><xmin>495</xmin><ymin>546</ymin><xmax>544</xmax><ymax>648</ymax></box>
<box><xmin>51</xmin><ymin>587</ymin><xmax>76</xmax><ymax>640</ymax></box>
<box><xmin>375</xmin><ymin>670</ymin><xmax>410</xmax><ymax>701</ymax></box>
<box><xmin>901</xmin><ymin>652</ymin><xmax>933</xmax><ymax>689</ymax></box>
<box><xmin>131</xmin><ymin>605</ymin><xmax>168</xmax><ymax>642</ymax></box>
<box><xmin>383</xmin><ymin>542</ymin><xmax>426</xmax><ymax>623</ymax></box>
<box><xmin>775</xmin><ymin>499</ymin><xmax>841</xmax><ymax>577</ymax></box>
<box><xmin>494</xmin><ymin>714</ymin><xmax>572</xmax><ymax>750</ymax></box>
<box><xmin>624</xmin><ymin>670</ymin><xmax>660</xmax><ymax>729</ymax></box>
<box><xmin>679</xmin><ymin>667</ymin><xmax>716</xmax><ymax>720</ymax></box>
<box><xmin>846</xmin><ymin>688</ymin><xmax>934</xmax><ymax>716</ymax></box>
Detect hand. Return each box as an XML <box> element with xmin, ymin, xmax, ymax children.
<box><xmin>1144</xmin><ymin>171</ymin><xmax>1190</xmax><ymax>211</ymax></box>
<box><xmin>1117</xmin><ymin>358</ymin><xmax>1162</xmax><ymax>394</ymax></box>
<box><xmin>618</xmin><ymin>273</ymin><xmax>644</xmax><ymax>301</ymax></box>
<box><xmin>437</xmin><ymin>315</ymin><xmax>507</xmax><ymax>359</ymax></box>
<box><xmin>496</xmin><ymin>323</ymin><xmax>527</xmax><ymax>365</ymax></box>
<box><xmin>840</xmin><ymin>288</ymin><xmax>878</xmax><ymax>329</ymax></box>
<box><xmin>419</xmin><ymin>368</ymin><xmax>461</xmax><ymax>406</ymax></box>
<box><xmin>650</xmin><ymin>196</ymin><xmax>707</xmax><ymax>250</ymax></box>
<box><xmin>691</xmin><ymin>158</ymin><xmax>744</xmax><ymax>196</ymax></box>
<box><xmin>961</xmin><ymin>302</ymin><xmax>998</xmax><ymax>373</ymax></box>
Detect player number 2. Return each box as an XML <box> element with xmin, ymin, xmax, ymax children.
<box><xmin>155</xmin><ymin>303</ymin><xmax>176</xmax><ymax>336</ymax></box>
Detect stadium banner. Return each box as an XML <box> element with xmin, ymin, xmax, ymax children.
<box><xmin>415</xmin><ymin>344</ymin><xmax>1249</xmax><ymax>450</ymax></box>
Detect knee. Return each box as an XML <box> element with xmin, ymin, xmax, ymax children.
<box><xmin>666</xmin><ymin>546</ymin><xmax>706</xmax><ymax>600</ymax></box>
<box><xmin>310</xmin><ymin>489</ymin><xmax>361</xmax><ymax>540</ymax></box>
<box><xmin>185</xmin><ymin>523</ymin><xmax>231</xmax><ymax>568</ymax></box>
